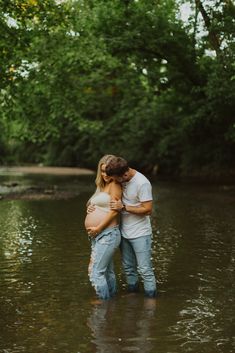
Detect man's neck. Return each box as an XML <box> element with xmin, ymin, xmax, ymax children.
<box><xmin>128</xmin><ymin>168</ymin><xmax>136</xmax><ymax>180</ymax></box>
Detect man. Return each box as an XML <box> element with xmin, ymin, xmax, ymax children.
<box><xmin>105</xmin><ymin>156</ymin><xmax>157</xmax><ymax>298</ymax></box>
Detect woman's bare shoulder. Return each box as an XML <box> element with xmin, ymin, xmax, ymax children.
<box><xmin>109</xmin><ymin>181</ymin><xmax>122</xmax><ymax>195</ymax></box>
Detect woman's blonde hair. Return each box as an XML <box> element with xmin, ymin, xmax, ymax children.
<box><xmin>87</xmin><ymin>154</ymin><xmax>115</xmax><ymax>206</ymax></box>
<box><xmin>95</xmin><ymin>154</ymin><xmax>115</xmax><ymax>190</ymax></box>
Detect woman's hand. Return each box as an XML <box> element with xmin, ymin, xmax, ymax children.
<box><xmin>87</xmin><ymin>226</ymin><xmax>100</xmax><ymax>238</ymax></box>
<box><xmin>87</xmin><ymin>205</ymin><xmax>96</xmax><ymax>214</ymax></box>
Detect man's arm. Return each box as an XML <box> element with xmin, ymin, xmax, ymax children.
<box><xmin>110</xmin><ymin>200</ymin><xmax>152</xmax><ymax>216</ymax></box>
<box><xmin>125</xmin><ymin>201</ymin><xmax>152</xmax><ymax>215</ymax></box>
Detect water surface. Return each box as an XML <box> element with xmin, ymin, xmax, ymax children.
<box><xmin>0</xmin><ymin>173</ymin><xmax>234</xmax><ymax>353</ymax></box>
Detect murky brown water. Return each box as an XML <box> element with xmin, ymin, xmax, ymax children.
<box><xmin>0</xmin><ymin>173</ymin><xmax>234</xmax><ymax>353</ymax></box>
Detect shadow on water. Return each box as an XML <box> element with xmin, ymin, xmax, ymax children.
<box><xmin>0</xmin><ymin>174</ymin><xmax>234</xmax><ymax>353</ymax></box>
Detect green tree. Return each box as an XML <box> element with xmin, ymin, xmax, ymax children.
<box><xmin>1</xmin><ymin>0</ymin><xmax>234</xmax><ymax>176</ymax></box>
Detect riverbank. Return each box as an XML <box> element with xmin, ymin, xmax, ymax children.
<box><xmin>0</xmin><ymin>166</ymin><xmax>95</xmax><ymax>200</ymax></box>
<box><xmin>0</xmin><ymin>166</ymin><xmax>94</xmax><ymax>176</ymax></box>
<box><xmin>1</xmin><ymin>165</ymin><xmax>235</xmax><ymax>201</ymax></box>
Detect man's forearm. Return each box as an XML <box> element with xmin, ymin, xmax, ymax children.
<box><xmin>124</xmin><ymin>204</ymin><xmax>151</xmax><ymax>215</ymax></box>
<box><xmin>110</xmin><ymin>199</ymin><xmax>152</xmax><ymax>215</ymax></box>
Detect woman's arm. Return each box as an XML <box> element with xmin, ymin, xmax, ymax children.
<box><xmin>87</xmin><ymin>182</ymin><xmax>122</xmax><ymax>237</ymax></box>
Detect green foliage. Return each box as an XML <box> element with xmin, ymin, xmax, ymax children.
<box><xmin>0</xmin><ymin>0</ymin><xmax>234</xmax><ymax>176</ymax></box>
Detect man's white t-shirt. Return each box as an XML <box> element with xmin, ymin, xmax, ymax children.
<box><xmin>121</xmin><ymin>171</ymin><xmax>153</xmax><ymax>239</ymax></box>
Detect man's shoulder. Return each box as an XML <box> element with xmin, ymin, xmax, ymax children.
<box><xmin>135</xmin><ymin>171</ymin><xmax>151</xmax><ymax>185</ymax></box>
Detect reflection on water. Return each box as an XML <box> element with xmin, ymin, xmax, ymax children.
<box><xmin>87</xmin><ymin>297</ymin><xmax>156</xmax><ymax>353</ymax></box>
<box><xmin>0</xmin><ymin>175</ymin><xmax>234</xmax><ymax>353</ymax></box>
<box><xmin>1</xmin><ymin>202</ymin><xmax>38</xmax><ymax>264</ymax></box>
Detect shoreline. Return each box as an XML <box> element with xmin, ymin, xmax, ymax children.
<box><xmin>0</xmin><ymin>166</ymin><xmax>95</xmax><ymax>176</ymax></box>
<box><xmin>0</xmin><ymin>165</ymin><xmax>95</xmax><ymax>201</ymax></box>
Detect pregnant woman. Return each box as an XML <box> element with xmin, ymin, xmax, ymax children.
<box><xmin>85</xmin><ymin>155</ymin><xmax>122</xmax><ymax>300</ymax></box>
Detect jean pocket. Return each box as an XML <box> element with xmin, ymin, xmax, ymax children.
<box><xmin>97</xmin><ymin>231</ymin><xmax>114</xmax><ymax>245</ymax></box>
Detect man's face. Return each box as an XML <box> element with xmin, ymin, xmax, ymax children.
<box><xmin>113</xmin><ymin>171</ymin><xmax>131</xmax><ymax>183</ymax></box>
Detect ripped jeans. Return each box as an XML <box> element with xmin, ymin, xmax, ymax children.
<box><xmin>88</xmin><ymin>226</ymin><xmax>121</xmax><ymax>300</ymax></box>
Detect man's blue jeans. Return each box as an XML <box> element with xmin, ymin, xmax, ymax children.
<box><xmin>89</xmin><ymin>226</ymin><xmax>121</xmax><ymax>300</ymax></box>
<box><xmin>120</xmin><ymin>235</ymin><xmax>157</xmax><ymax>297</ymax></box>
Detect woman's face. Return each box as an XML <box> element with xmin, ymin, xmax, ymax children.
<box><xmin>100</xmin><ymin>163</ymin><xmax>112</xmax><ymax>183</ymax></box>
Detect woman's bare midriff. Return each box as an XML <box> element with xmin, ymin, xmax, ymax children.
<box><xmin>85</xmin><ymin>208</ymin><xmax>118</xmax><ymax>229</ymax></box>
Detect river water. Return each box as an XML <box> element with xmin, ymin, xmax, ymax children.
<box><xmin>0</xmin><ymin>173</ymin><xmax>234</xmax><ymax>353</ymax></box>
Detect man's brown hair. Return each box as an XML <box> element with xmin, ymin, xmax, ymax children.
<box><xmin>105</xmin><ymin>156</ymin><xmax>129</xmax><ymax>176</ymax></box>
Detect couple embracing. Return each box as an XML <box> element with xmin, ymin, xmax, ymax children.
<box><xmin>84</xmin><ymin>155</ymin><xmax>157</xmax><ymax>301</ymax></box>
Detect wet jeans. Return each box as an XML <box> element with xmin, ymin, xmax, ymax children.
<box><xmin>120</xmin><ymin>235</ymin><xmax>157</xmax><ymax>297</ymax></box>
<box><xmin>89</xmin><ymin>226</ymin><xmax>121</xmax><ymax>300</ymax></box>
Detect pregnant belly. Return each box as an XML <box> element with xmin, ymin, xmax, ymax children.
<box><xmin>85</xmin><ymin>208</ymin><xmax>108</xmax><ymax>229</ymax></box>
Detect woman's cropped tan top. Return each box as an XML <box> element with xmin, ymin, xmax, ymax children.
<box><xmin>90</xmin><ymin>192</ymin><xmax>111</xmax><ymax>212</ymax></box>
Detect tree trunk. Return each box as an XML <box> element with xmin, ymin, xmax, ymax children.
<box><xmin>195</xmin><ymin>0</ymin><xmax>221</xmax><ymax>56</ymax></box>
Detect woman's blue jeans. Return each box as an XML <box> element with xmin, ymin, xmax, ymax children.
<box><xmin>120</xmin><ymin>235</ymin><xmax>157</xmax><ymax>297</ymax></box>
<box><xmin>89</xmin><ymin>226</ymin><xmax>121</xmax><ymax>300</ymax></box>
